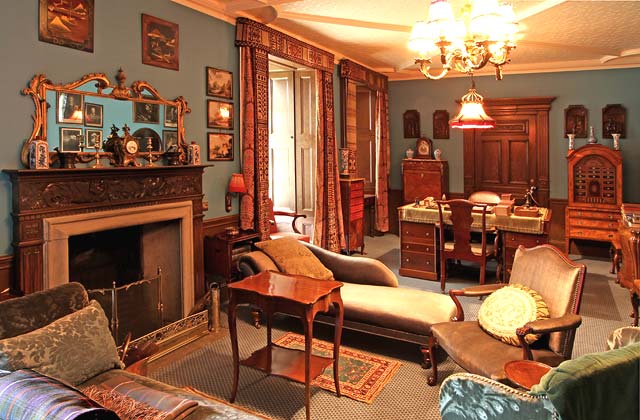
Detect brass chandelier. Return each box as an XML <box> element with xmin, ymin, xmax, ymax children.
<box><xmin>408</xmin><ymin>0</ymin><xmax>519</xmax><ymax>80</ymax></box>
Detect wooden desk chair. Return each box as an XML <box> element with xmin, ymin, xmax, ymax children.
<box><xmin>267</xmin><ymin>198</ymin><xmax>310</xmax><ymax>242</ymax></box>
<box><xmin>436</xmin><ymin>199</ymin><xmax>499</xmax><ymax>292</ymax></box>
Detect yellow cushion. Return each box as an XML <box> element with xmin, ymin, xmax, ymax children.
<box><xmin>478</xmin><ymin>284</ymin><xmax>550</xmax><ymax>346</ymax></box>
<box><xmin>255</xmin><ymin>237</ymin><xmax>334</xmax><ymax>280</ymax></box>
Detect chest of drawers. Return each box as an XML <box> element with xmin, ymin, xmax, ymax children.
<box><xmin>340</xmin><ymin>178</ymin><xmax>365</xmax><ymax>254</ymax></box>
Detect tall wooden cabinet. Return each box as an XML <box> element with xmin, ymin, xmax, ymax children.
<box><xmin>402</xmin><ymin>159</ymin><xmax>449</xmax><ymax>204</ymax></box>
<box><xmin>340</xmin><ymin>178</ymin><xmax>365</xmax><ymax>254</ymax></box>
<box><xmin>565</xmin><ymin>144</ymin><xmax>623</xmax><ymax>252</ymax></box>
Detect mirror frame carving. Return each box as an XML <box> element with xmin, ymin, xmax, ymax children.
<box><xmin>20</xmin><ymin>68</ymin><xmax>191</xmax><ymax>167</ymax></box>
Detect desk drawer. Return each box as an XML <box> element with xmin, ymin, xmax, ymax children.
<box><xmin>567</xmin><ymin>228</ymin><xmax>616</xmax><ymax>242</ymax></box>
<box><xmin>504</xmin><ymin>232</ymin><xmax>548</xmax><ymax>249</ymax></box>
<box><xmin>401</xmin><ymin>222</ymin><xmax>436</xmax><ymax>244</ymax></box>
<box><xmin>401</xmin><ymin>250</ymin><xmax>436</xmax><ymax>272</ymax></box>
<box><xmin>567</xmin><ymin>218</ymin><xmax>617</xmax><ymax>230</ymax></box>
<box><xmin>401</xmin><ymin>242</ymin><xmax>436</xmax><ymax>255</ymax></box>
<box><xmin>567</xmin><ymin>209</ymin><xmax>618</xmax><ymax>221</ymax></box>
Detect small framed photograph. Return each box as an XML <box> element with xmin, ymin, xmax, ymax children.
<box><xmin>433</xmin><ymin>109</ymin><xmax>450</xmax><ymax>139</ymax></box>
<box><xmin>163</xmin><ymin>130</ymin><xmax>178</xmax><ymax>151</ymax></box>
<box><xmin>564</xmin><ymin>105</ymin><xmax>588</xmax><ymax>138</ymax></box>
<box><xmin>133</xmin><ymin>101</ymin><xmax>160</xmax><ymax>124</ymax></box>
<box><xmin>208</xmin><ymin>133</ymin><xmax>233</xmax><ymax>161</ymax></box>
<box><xmin>57</xmin><ymin>92</ymin><xmax>84</xmax><ymax>124</ymax></box>
<box><xmin>142</xmin><ymin>14</ymin><xmax>179</xmax><ymax>71</ymax></box>
<box><xmin>85</xmin><ymin>128</ymin><xmax>103</xmax><ymax>148</ymax></box>
<box><xmin>84</xmin><ymin>102</ymin><xmax>103</xmax><ymax>127</ymax></box>
<box><xmin>39</xmin><ymin>0</ymin><xmax>94</xmax><ymax>52</ymax></box>
<box><xmin>206</xmin><ymin>67</ymin><xmax>233</xmax><ymax>99</ymax></box>
<box><xmin>164</xmin><ymin>105</ymin><xmax>178</xmax><ymax>127</ymax></box>
<box><xmin>60</xmin><ymin>127</ymin><xmax>84</xmax><ymax>152</ymax></box>
<box><xmin>207</xmin><ymin>100</ymin><xmax>233</xmax><ymax>129</ymax></box>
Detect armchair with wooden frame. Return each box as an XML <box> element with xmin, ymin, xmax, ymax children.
<box><xmin>436</xmin><ymin>199</ymin><xmax>500</xmax><ymax>293</ymax></box>
<box><xmin>267</xmin><ymin>198</ymin><xmax>310</xmax><ymax>242</ymax></box>
<box><xmin>426</xmin><ymin>244</ymin><xmax>586</xmax><ymax>386</ymax></box>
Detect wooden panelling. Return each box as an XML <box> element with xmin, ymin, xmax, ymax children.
<box><xmin>389</xmin><ymin>189</ymin><xmax>403</xmax><ymax>235</ymax></box>
<box><xmin>548</xmin><ymin>198</ymin><xmax>567</xmax><ymax>249</ymax></box>
<box><xmin>0</xmin><ymin>255</ymin><xmax>14</xmax><ymax>296</ymax></box>
<box><xmin>203</xmin><ymin>215</ymin><xmax>240</xmax><ymax>238</ymax></box>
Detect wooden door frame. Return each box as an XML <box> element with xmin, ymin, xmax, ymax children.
<box><xmin>463</xmin><ymin>96</ymin><xmax>555</xmax><ymax>207</ymax></box>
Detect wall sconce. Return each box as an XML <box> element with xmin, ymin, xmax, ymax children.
<box><xmin>225</xmin><ymin>173</ymin><xmax>246</xmax><ymax>212</ymax></box>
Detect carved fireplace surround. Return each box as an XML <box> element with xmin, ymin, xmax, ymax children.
<box><xmin>4</xmin><ymin>166</ymin><xmax>207</xmax><ymax>304</ymax></box>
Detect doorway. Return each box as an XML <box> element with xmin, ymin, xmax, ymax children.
<box><xmin>268</xmin><ymin>58</ymin><xmax>316</xmax><ymax>236</ymax></box>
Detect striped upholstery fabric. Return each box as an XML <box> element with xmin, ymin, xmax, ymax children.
<box><xmin>0</xmin><ymin>369</ymin><xmax>118</xmax><ymax>420</ymax></box>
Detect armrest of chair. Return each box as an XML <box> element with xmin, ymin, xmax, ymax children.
<box><xmin>302</xmin><ymin>242</ymin><xmax>399</xmax><ymax>287</ymax></box>
<box><xmin>516</xmin><ymin>314</ymin><xmax>582</xmax><ymax>359</ymax></box>
<box><xmin>440</xmin><ymin>373</ymin><xmax>558</xmax><ymax>420</ymax></box>
<box><xmin>273</xmin><ymin>209</ymin><xmax>307</xmax><ymax>234</ymax></box>
<box><xmin>449</xmin><ymin>284</ymin><xmax>507</xmax><ymax>321</ymax></box>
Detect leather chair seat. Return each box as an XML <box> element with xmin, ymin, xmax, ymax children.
<box><xmin>339</xmin><ymin>283</ymin><xmax>457</xmax><ymax>336</ymax></box>
<box><xmin>444</xmin><ymin>241</ymin><xmax>495</xmax><ymax>256</ymax></box>
<box><xmin>431</xmin><ymin>321</ymin><xmax>565</xmax><ymax>382</ymax></box>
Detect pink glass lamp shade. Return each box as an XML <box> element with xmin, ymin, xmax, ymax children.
<box><xmin>449</xmin><ymin>78</ymin><xmax>495</xmax><ymax>129</ymax></box>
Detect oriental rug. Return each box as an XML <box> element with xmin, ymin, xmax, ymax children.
<box><xmin>273</xmin><ymin>332</ymin><xmax>401</xmax><ymax>404</ymax></box>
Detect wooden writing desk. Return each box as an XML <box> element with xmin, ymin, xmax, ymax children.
<box><xmin>398</xmin><ymin>204</ymin><xmax>552</xmax><ymax>282</ymax></box>
<box><xmin>228</xmin><ymin>271</ymin><xmax>344</xmax><ymax>420</ymax></box>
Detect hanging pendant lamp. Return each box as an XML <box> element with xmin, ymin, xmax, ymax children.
<box><xmin>449</xmin><ymin>76</ymin><xmax>495</xmax><ymax>129</ymax></box>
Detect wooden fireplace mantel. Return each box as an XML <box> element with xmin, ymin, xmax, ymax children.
<box><xmin>3</xmin><ymin>165</ymin><xmax>208</xmax><ymax>298</ymax></box>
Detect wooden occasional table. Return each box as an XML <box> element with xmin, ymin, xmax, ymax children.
<box><xmin>228</xmin><ymin>271</ymin><xmax>344</xmax><ymax>420</ymax></box>
<box><xmin>504</xmin><ymin>360</ymin><xmax>551</xmax><ymax>390</ymax></box>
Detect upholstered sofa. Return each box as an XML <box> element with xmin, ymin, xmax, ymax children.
<box><xmin>0</xmin><ymin>282</ymin><xmax>265</xmax><ymax>420</ymax></box>
<box><xmin>439</xmin><ymin>337</ymin><xmax>640</xmax><ymax>420</ymax></box>
<box><xmin>237</xmin><ymin>237</ymin><xmax>458</xmax><ymax>367</ymax></box>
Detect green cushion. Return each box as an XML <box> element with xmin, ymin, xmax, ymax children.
<box><xmin>478</xmin><ymin>284</ymin><xmax>549</xmax><ymax>346</ymax></box>
<box><xmin>255</xmin><ymin>237</ymin><xmax>334</xmax><ymax>280</ymax></box>
<box><xmin>531</xmin><ymin>343</ymin><xmax>640</xmax><ymax>420</ymax></box>
<box><xmin>0</xmin><ymin>300</ymin><xmax>124</xmax><ymax>386</ymax></box>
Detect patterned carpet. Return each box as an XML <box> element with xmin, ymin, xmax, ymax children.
<box><xmin>149</xmin><ymin>234</ymin><xmax>631</xmax><ymax>420</ymax></box>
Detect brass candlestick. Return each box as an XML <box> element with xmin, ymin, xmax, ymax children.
<box><xmin>92</xmin><ymin>138</ymin><xmax>102</xmax><ymax>168</ymax></box>
<box><xmin>146</xmin><ymin>137</ymin><xmax>154</xmax><ymax>167</ymax></box>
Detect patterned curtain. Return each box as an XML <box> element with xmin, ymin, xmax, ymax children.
<box><xmin>375</xmin><ymin>90</ymin><xmax>390</xmax><ymax>232</ymax></box>
<box><xmin>313</xmin><ymin>70</ymin><xmax>346</xmax><ymax>252</ymax></box>
<box><xmin>239</xmin><ymin>46</ymin><xmax>271</xmax><ymax>240</ymax></box>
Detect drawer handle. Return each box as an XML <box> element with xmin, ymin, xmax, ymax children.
<box><xmin>425</xmin><ymin>247</ymin><xmax>430</xmax><ymax>252</ymax></box>
<box><xmin>405</xmin><ymin>258</ymin><xmax>410</xmax><ymax>262</ymax></box>
<box><xmin>425</xmin><ymin>232</ymin><xmax>430</xmax><ymax>237</ymax></box>
<box><xmin>608</xmin><ymin>223</ymin><xmax>614</xmax><ymax>227</ymax></box>
<box><xmin>426</xmin><ymin>261</ymin><xmax>431</xmax><ymax>265</ymax></box>
<box><xmin>578</xmin><ymin>211</ymin><xmax>582</xmax><ymax>216</ymax></box>
<box><xmin>609</xmin><ymin>215</ymin><xmax>613</xmax><ymax>220</ymax></box>
<box><xmin>608</xmin><ymin>234</ymin><xmax>613</xmax><ymax>238</ymax></box>
<box><xmin>405</xmin><ymin>245</ymin><xmax>410</xmax><ymax>249</ymax></box>
<box><xmin>535</xmin><ymin>240</ymin><xmax>540</xmax><ymax>244</ymax></box>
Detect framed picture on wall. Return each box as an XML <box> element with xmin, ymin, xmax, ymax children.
<box><xmin>133</xmin><ymin>101</ymin><xmax>160</xmax><ymax>124</ymax></box>
<box><xmin>433</xmin><ymin>110</ymin><xmax>450</xmax><ymax>139</ymax></box>
<box><xmin>57</xmin><ymin>92</ymin><xmax>84</xmax><ymax>124</ymax></box>
<box><xmin>84</xmin><ymin>103</ymin><xmax>103</xmax><ymax>127</ymax></box>
<box><xmin>208</xmin><ymin>133</ymin><xmax>233</xmax><ymax>161</ymax></box>
<box><xmin>564</xmin><ymin>105</ymin><xmax>588</xmax><ymax>138</ymax></box>
<box><xmin>207</xmin><ymin>100</ymin><xmax>233</xmax><ymax>129</ymax></box>
<box><xmin>60</xmin><ymin>127</ymin><xmax>84</xmax><ymax>152</ymax></box>
<box><xmin>164</xmin><ymin>105</ymin><xmax>178</xmax><ymax>127</ymax></box>
<box><xmin>206</xmin><ymin>67</ymin><xmax>233</xmax><ymax>99</ymax></box>
<box><xmin>403</xmin><ymin>109</ymin><xmax>420</xmax><ymax>138</ymax></box>
<box><xmin>141</xmin><ymin>14</ymin><xmax>179</xmax><ymax>71</ymax></box>
<box><xmin>602</xmin><ymin>104</ymin><xmax>626</xmax><ymax>139</ymax></box>
<box><xmin>163</xmin><ymin>130</ymin><xmax>178</xmax><ymax>151</ymax></box>
<box><xmin>85</xmin><ymin>129</ymin><xmax>103</xmax><ymax>148</ymax></box>
<box><xmin>38</xmin><ymin>0</ymin><xmax>94</xmax><ymax>52</ymax></box>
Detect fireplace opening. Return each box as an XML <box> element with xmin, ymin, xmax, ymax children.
<box><xmin>66</xmin><ymin>220</ymin><xmax>184</xmax><ymax>345</ymax></box>
<box><xmin>69</xmin><ymin>225</ymin><xmax>143</xmax><ymax>290</ymax></box>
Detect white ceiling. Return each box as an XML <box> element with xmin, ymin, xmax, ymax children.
<box><xmin>174</xmin><ymin>0</ymin><xmax>640</xmax><ymax>80</ymax></box>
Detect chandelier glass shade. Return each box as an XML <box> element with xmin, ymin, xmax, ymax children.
<box><xmin>408</xmin><ymin>0</ymin><xmax>519</xmax><ymax>80</ymax></box>
<box><xmin>449</xmin><ymin>78</ymin><xmax>495</xmax><ymax>129</ymax></box>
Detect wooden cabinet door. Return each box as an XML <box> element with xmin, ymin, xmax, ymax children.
<box><xmin>463</xmin><ymin>97</ymin><xmax>553</xmax><ymax>207</ymax></box>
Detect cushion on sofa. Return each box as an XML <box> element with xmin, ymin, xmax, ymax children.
<box><xmin>255</xmin><ymin>237</ymin><xmax>333</xmax><ymax>280</ymax></box>
<box><xmin>478</xmin><ymin>284</ymin><xmax>549</xmax><ymax>346</ymax></box>
<box><xmin>531</xmin><ymin>343</ymin><xmax>640</xmax><ymax>420</ymax></box>
<box><xmin>0</xmin><ymin>300</ymin><xmax>124</xmax><ymax>386</ymax></box>
<box><xmin>0</xmin><ymin>368</ymin><xmax>118</xmax><ymax>420</ymax></box>
<box><xmin>82</xmin><ymin>373</ymin><xmax>198</xmax><ymax>419</ymax></box>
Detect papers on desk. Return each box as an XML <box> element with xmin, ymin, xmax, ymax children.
<box><xmin>472</xmin><ymin>205</ymin><xmax>494</xmax><ymax>214</ymax></box>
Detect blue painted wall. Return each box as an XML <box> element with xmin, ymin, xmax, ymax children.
<box><xmin>0</xmin><ymin>0</ymin><xmax>238</xmax><ymax>255</ymax></box>
<box><xmin>389</xmin><ymin>68</ymin><xmax>640</xmax><ymax>202</ymax></box>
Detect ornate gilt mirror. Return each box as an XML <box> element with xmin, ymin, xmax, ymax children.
<box><xmin>21</xmin><ymin>68</ymin><xmax>190</xmax><ymax>168</ymax></box>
